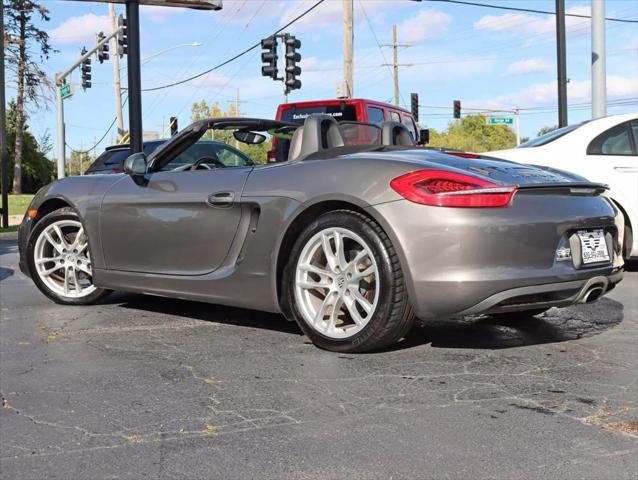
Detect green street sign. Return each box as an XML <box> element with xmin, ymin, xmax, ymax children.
<box><xmin>60</xmin><ymin>83</ymin><xmax>73</xmax><ymax>100</ymax></box>
<box><xmin>487</xmin><ymin>116</ymin><xmax>514</xmax><ymax>125</ymax></box>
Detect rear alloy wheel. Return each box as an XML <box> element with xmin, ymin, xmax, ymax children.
<box><xmin>27</xmin><ymin>208</ymin><xmax>110</xmax><ymax>305</ymax></box>
<box><xmin>283</xmin><ymin>210</ymin><xmax>414</xmax><ymax>352</ymax></box>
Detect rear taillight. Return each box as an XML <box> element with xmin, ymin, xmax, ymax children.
<box><xmin>390</xmin><ymin>169</ymin><xmax>517</xmax><ymax>208</ymax></box>
<box><xmin>267</xmin><ymin>150</ymin><xmax>276</xmax><ymax>163</ymax></box>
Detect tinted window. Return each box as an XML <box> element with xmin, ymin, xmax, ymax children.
<box><xmin>367</xmin><ymin>107</ymin><xmax>385</xmax><ymax>125</ymax></box>
<box><xmin>87</xmin><ymin>141</ymin><xmax>164</xmax><ymax>173</ymax></box>
<box><xmin>519</xmin><ymin>123</ymin><xmax>584</xmax><ymax>148</ymax></box>
<box><xmin>281</xmin><ymin>105</ymin><xmax>357</xmax><ymax>124</ymax></box>
<box><xmin>631</xmin><ymin>120</ymin><xmax>638</xmax><ymax>148</ymax></box>
<box><xmin>87</xmin><ymin>149</ymin><xmax>130</xmax><ymax>172</ymax></box>
<box><xmin>401</xmin><ymin>116</ymin><xmax>417</xmax><ymax>141</ymax></box>
<box><xmin>389</xmin><ymin>111</ymin><xmax>400</xmax><ymax>122</ymax></box>
<box><xmin>587</xmin><ymin>121</ymin><xmax>633</xmax><ymax>155</ymax></box>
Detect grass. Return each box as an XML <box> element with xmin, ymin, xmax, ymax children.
<box><xmin>7</xmin><ymin>194</ymin><xmax>34</xmax><ymax>216</ymax></box>
<box><xmin>0</xmin><ymin>225</ymin><xmax>19</xmax><ymax>234</ymax></box>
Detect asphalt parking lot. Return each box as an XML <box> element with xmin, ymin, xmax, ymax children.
<box><xmin>1</xmin><ymin>238</ymin><xmax>637</xmax><ymax>479</ymax></box>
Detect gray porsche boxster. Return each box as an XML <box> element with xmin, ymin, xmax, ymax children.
<box><xmin>18</xmin><ymin>115</ymin><xmax>624</xmax><ymax>352</ymax></box>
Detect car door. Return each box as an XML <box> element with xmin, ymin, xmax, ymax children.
<box><xmin>585</xmin><ymin>119</ymin><xmax>638</xmax><ymax>229</ymax></box>
<box><xmin>100</xmin><ymin>140</ymin><xmax>252</xmax><ymax>275</ymax></box>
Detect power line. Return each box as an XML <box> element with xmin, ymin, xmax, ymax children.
<box><xmin>421</xmin><ymin>0</ymin><xmax>638</xmax><ymax>23</ymax></box>
<box><xmin>66</xmin><ymin>96</ymin><xmax>129</xmax><ymax>153</ymax></box>
<box><xmin>142</xmin><ymin>0</ymin><xmax>326</xmax><ymax>92</ymax></box>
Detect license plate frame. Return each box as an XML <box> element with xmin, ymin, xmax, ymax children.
<box><xmin>577</xmin><ymin>229</ymin><xmax>610</xmax><ymax>265</ymax></box>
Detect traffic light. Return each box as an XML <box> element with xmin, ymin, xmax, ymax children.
<box><xmin>260</xmin><ymin>36</ymin><xmax>278</xmax><ymax>80</ymax></box>
<box><xmin>284</xmin><ymin>34</ymin><xmax>301</xmax><ymax>94</ymax></box>
<box><xmin>80</xmin><ymin>47</ymin><xmax>92</xmax><ymax>90</ymax></box>
<box><xmin>116</xmin><ymin>15</ymin><xmax>127</xmax><ymax>57</ymax></box>
<box><xmin>169</xmin><ymin>117</ymin><xmax>178</xmax><ymax>136</ymax></box>
<box><xmin>410</xmin><ymin>93</ymin><xmax>419</xmax><ymax>123</ymax></box>
<box><xmin>453</xmin><ymin>100</ymin><xmax>461</xmax><ymax>119</ymax></box>
<box><xmin>96</xmin><ymin>32</ymin><xmax>109</xmax><ymax>64</ymax></box>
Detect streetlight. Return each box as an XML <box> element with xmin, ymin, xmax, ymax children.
<box><xmin>119</xmin><ymin>41</ymin><xmax>202</xmax><ymax>69</ymax></box>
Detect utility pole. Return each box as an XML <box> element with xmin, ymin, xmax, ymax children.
<box><xmin>109</xmin><ymin>3</ymin><xmax>125</xmax><ymax>140</ymax></box>
<box><xmin>342</xmin><ymin>0</ymin><xmax>354</xmax><ymax>98</ymax></box>
<box><xmin>0</xmin><ymin>2</ymin><xmax>9</xmax><ymax>228</ymax></box>
<box><xmin>591</xmin><ymin>0</ymin><xmax>606</xmax><ymax>118</ymax></box>
<box><xmin>515</xmin><ymin>108</ymin><xmax>521</xmax><ymax>146</ymax></box>
<box><xmin>235</xmin><ymin>88</ymin><xmax>240</xmax><ymax>148</ymax></box>
<box><xmin>555</xmin><ymin>0</ymin><xmax>568</xmax><ymax>127</ymax></box>
<box><xmin>392</xmin><ymin>25</ymin><xmax>399</xmax><ymax>106</ymax></box>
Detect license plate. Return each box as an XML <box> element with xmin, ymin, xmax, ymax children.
<box><xmin>577</xmin><ymin>229</ymin><xmax>610</xmax><ymax>265</ymax></box>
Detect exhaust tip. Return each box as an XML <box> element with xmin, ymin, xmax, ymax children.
<box><xmin>582</xmin><ymin>286</ymin><xmax>604</xmax><ymax>304</ymax></box>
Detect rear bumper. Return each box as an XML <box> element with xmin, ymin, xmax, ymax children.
<box><xmin>368</xmin><ymin>192</ymin><xmax>625</xmax><ymax>319</ymax></box>
<box><xmin>458</xmin><ymin>271</ymin><xmax>622</xmax><ymax>315</ymax></box>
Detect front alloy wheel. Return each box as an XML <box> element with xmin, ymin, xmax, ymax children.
<box><xmin>27</xmin><ymin>208</ymin><xmax>110</xmax><ymax>305</ymax></box>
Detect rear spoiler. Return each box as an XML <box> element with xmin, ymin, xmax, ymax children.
<box><xmin>516</xmin><ymin>182</ymin><xmax>608</xmax><ymax>195</ymax></box>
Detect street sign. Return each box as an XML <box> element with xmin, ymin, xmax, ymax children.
<box><xmin>487</xmin><ymin>116</ymin><xmax>514</xmax><ymax>125</ymax></box>
<box><xmin>59</xmin><ymin>83</ymin><xmax>73</xmax><ymax>100</ymax></box>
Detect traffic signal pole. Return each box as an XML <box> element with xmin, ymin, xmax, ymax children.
<box><xmin>54</xmin><ymin>26</ymin><xmax>123</xmax><ymax>178</ymax></box>
<box><xmin>125</xmin><ymin>0</ymin><xmax>143</xmax><ymax>153</ymax></box>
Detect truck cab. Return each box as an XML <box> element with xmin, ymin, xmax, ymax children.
<box><xmin>270</xmin><ymin>98</ymin><xmax>419</xmax><ymax>162</ymax></box>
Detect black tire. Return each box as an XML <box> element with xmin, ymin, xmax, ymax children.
<box><xmin>27</xmin><ymin>207</ymin><xmax>111</xmax><ymax>305</ymax></box>
<box><xmin>490</xmin><ymin>308</ymin><xmax>549</xmax><ymax>320</ymax></box>
<box><xmin>622</xmin><ymin>224</ymin><xmax>633</xmax><ymax>261</ymax></box>
<box><xmin>282</xmin><ymin>210</ymin><xmax>414</xmax><ymax>353</ymax></box>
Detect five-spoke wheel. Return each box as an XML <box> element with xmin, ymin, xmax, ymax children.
<box><xmin>284</xmin><ymin>210</ymin><xmax>414</xmax><ymax>352</ymax></box>
<box><xmin>295</xmin><ymin>227</ymin><xmax>379</xmax><ymax>339</ymax></box>
<box><xmin>27</xmin><ymin>208</ymin><xmax>110</xmax><ymax>305</ymax></box>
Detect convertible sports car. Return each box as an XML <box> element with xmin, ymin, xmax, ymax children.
<box><xmin>18</xmin><ymin>115</ymin><xmax>625</xmax><ymax>352</ymax></box>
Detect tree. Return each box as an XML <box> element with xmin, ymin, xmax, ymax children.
<box><xmin>4</xmin><ymin>0</ymin><xmax>53</xmax><ymax>193</ymax></box>
<box><xmin>66</xmin><ymin>149</ymin><xmax>93</xmax><ymax>176</ymax></box>
<box><xmin>537</xmin><ymin>125</ymin><xmax>558</xmax><ymax>137</ymax></box>
<box><xmin>4</xmin><ymin>100</ymin><xmax>54</xmax><ymax>192</ymax></box>
<box><xmin>428</xmin><ymin>114</ymin><xmax>516</xmax><ymax>152</ymax></box>
<box><xmin>191</xmin><ymin>100</ymin><xmax>271</xmax><ymax>164</ymax></box>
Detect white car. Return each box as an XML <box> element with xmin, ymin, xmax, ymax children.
<box><xmin>488</xmin><ymin>113</ymin><xmax>638</xmax><ymax>259</ymax></box>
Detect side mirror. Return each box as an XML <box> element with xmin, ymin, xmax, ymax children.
<box><xmin>418</xmin><ymin>129</ymin><xmax>430</xmax><ymax>145</ymax></box>
<box><xmin>123</xmin><ymin>152</ymin><xmax>148</xmax><ymax>176</ymax></box>
<box><xmin>233</xmin><ymin>130</ymin><xmax>266</xmax><ymax>145</ymax></box>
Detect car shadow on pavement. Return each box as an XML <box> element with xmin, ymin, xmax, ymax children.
<box><xmin>110</xmin><ymin>291</ymin><xmax>303</xmax><ymax>335</ymax></box>
<box><xmin>392</xmin><ymin>297</ymin><xmax>624</xmax><ymax>351</ymax></box>
<box><xmin>107</xmin><ymin>291</ymin><xmax>624</xmax><ymax>352</ymax></box>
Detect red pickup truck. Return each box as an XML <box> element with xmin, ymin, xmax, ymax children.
<box><xmin>269</xmin><ymin>98</ymin><xmax>420</xmax><ymax>162</ymax></box>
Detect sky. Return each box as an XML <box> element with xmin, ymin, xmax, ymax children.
<box><xmin>7</xmin><ymin>0</ymin><xmax>638</xmax><ymax>154</ymax></box>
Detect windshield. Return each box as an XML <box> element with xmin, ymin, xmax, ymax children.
<box><xmin>519</xmin><ymin>122</ymin><xmax>586</xmax><ymax>148</ymax></box>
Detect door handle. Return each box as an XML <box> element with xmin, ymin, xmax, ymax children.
<box><xmin>613</xmin><ymin>166</ymin><xmax>637</xmax><ymax>172</ymax></box>
<box><xmin>207</xmin><ymin>191</ymin><xmax>235</xmax><ymax>207</ymax></box>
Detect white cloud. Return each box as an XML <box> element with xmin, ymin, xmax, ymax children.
<box><xmin>279</xmin><ymin>0</ymin><xmax>412</xmax><ymax>34</ymax></box>
<box><xmin>141</xmin><ymin>5</ymin><xmax>182</xmax><ymax>23</ymax></box>
<box><xmin>473</xmin><ymin>6</ymin><xmax>591</xmax><ymax>36</ymax></box>
<box><xmin>50</xmin><ymin>14</ymin><xmax>112</xmax><ymax>45</ymax></box>
<box><xmin>475</xmin><ymin>75</ymin><xmax>638</xmax><ymax>109</ymax></box>
<box><xmin>506</xmin><ymin>58</ymin><xmax>552</xmax><ymax>75</ymax></box>
<box><xmin>397</xmin><ymin>9</ymin><xmax>451</xmax><ymax>44</ymax></box>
